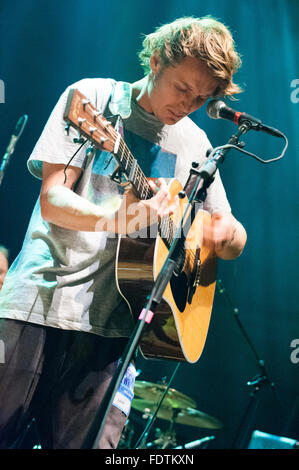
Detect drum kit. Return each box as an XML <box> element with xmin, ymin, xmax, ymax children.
<box><xmin>118</xmin><ymin>380</ymin><xmax>223</xmax><ymax>449</ymax></box>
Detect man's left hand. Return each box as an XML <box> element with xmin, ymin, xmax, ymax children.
<box><xmin>203</xmin><ymin>212</ymin><xmax>247</xmax><ymax>260</ymax></box>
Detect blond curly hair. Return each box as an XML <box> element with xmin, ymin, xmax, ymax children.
<box><xmin>138</xmin><ymin>16</ymin><xmax>242</xmax><ymax>97</ymax></box>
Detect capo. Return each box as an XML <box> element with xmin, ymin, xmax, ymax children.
<box><xmin>109</xmin><ymin>164</ymin><xmax>123</xmax><ymax>184</ymax></box>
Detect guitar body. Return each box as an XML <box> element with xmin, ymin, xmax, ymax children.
<box><xmin>116</xmin><ymin>179</ymin><xmax>218</xmax><ymax>363</ymax></box>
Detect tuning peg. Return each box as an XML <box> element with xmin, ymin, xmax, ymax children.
<box><xmin>78</xmin><ymin>117</ymin><xmax>86</xmax><ymax>126</ymax></box>
<box><xmin>82</xmin><ymin>98</ymin><xmax>90</xmax><ymax>110</ymax></box>
<box><xmin>64</xmin><ymin>122</ymin><xmax>70</xmax><ymax>136</ymax></box>
<box><xmin>92</xmin><ymin>110</ymin><xmax>102</xmax><ymax>122</ymax></box>
<box><xmin>89</xmin><ymin>126</ymin><xmax>97</xmax><ymax>135</ymax></box>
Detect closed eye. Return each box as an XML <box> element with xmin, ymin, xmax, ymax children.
<box><xmin>175</xmin><ymin>85</ymin><xmax>188</xmax><ymax>93</ymax></box>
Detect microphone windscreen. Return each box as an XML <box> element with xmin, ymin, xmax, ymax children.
<box><xmin>206</xmin><ymin>100</ymin><xmax>225</xmax><ymax>119</ymax></box>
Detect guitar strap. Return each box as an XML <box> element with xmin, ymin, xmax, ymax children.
<box><xmin>79</xmin><ymin>80</ymin><xmax>132</xmax><ymax>179</ymax></box>
<box><xmin>106</xmin><ymin>81</ymin><xmax>132</xmax><ymax>141</ymax></box>
<box><xmin>108</xmin><ymin>81</ymin><xmax>132</xmax><ymax>121</ymax></box>
<box><xmin>97</xmin><ymin>81</ymin><xmax>132</xmax><ymax>177</ymax></box>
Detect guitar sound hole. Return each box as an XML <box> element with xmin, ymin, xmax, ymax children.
<box><xmin>170</xmin><ymin>272</ymin><xmax>188</xmax><ymax>312</ymax></box>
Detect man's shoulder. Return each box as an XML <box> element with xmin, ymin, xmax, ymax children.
<box><xmin>67</xmin><ymin>78</ymin><xmax>116</xmax><ymax>95</ymax></box>
<box><xmin>61</xmin><ymin>77</ymin><xmax>116</xmax><ymax>110</ymax></box>
<box><xmin>69</xmin><ymin>77</ymin><xmax>116</xmax><ymax>91</ymax></box>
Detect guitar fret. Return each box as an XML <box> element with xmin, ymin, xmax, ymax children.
<box><xmin>118</xmin><ymin>141</ymin><xmax>125</xmax><ymax>167</ymax></box>
<box><xmin>114</xmin><ymin>134</ymin><xmax>121</xmax><ymax>154</ymax></box>
<box><xmin>141</xmin><ymin>185</ymin><xmax>147</xmax><ymax>200</ymax></box>
<box><xmin>118</xmin><ymin>142</ymin><xmax>128</xmax><ymax>165</ymax></box>
<box><xmin>136</xmin><ymin>172</ymin><xmax>142</xmax><ymax>193</ymax></box>
<box><xmin>124</xmin><ymin>146</ymin><xmax>130</xmax><ymax>171</ymax></box>
<box><xmin>135</xmin><ymin>172</ymin><xmax>143</xmax><ymax>194</ymax></box>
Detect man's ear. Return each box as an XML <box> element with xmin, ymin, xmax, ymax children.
<box><xmin>149</xmin><ymin>51</ymin><xmax>162</xmax><ymax>75</ymax></box>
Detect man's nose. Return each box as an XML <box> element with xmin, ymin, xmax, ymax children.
<box><xmin>179</xmin><ymin>96</ymin><xmax>198</xmax><ymax>115</ymax></box>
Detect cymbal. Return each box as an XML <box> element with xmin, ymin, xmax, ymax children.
<box><xmin>131</xmin><ymin>398</ymin><xmax>223</xmax><ymax>429</ymax></box>
<box><xmin>134</xmin><ymin>380</ymin><xmax>196</xmax><ymax>409</ymax></box>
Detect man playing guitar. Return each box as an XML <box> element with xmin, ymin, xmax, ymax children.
<box><xmin>0</xmin><ymin>16</ymin><xmax>246</xmax><ymax>449</ymax></box>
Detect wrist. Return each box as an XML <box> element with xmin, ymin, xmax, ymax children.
<box><xmin>215</xmin><ymin>218</ymin><xmax>246</xmax><ymax>260</ymax></box>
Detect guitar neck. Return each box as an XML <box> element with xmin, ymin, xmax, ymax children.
<box><xmin>113</xmin><ymin>133</ymin><xmax>153</xmax><ymax>200</ymax></box>
<box><xmin>113</xmin><ymin>132</ymin><xmax>178</xmax><ymax>248</ymax></box>
<box><xmin>63</xmin><ymin>87</ymin><xmax>177</xmax><ymax>248</ymax></box>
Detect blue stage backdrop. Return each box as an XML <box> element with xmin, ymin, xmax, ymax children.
<box><xmin>0</xmin><ymin>0</ymin><xmax>298</xmax><ymax>449</ymax></box>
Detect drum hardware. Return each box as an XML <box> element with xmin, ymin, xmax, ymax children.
<box><xmin>118</xmin><ymin>418</ymin><xmax>135</xmax><ymax>449</ymax></box>
<box><xmin>130</xmin><ymin>380</ymin><xmax>223</xmax><ymax>449</ymax></box>
<box><xmin>132</xmin><ymin>399</ymin><xmax>223</xmax><ymax>429</ymax></box>
<box><xmin>134</xmin><ymin>380</ymin><xmax>197</xmax><ymax>410</ymax></box>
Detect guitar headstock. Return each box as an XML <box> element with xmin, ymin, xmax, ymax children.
<box><xmin>63</xmin><ymin>88</ymin><xmax>116</xmax><ymax>153</ymax></box>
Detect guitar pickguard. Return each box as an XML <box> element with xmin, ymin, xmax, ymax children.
<box><xmin>170</xmin><ymin>272</ymin><xmax>189</xmax><ymax>313</ymax></box>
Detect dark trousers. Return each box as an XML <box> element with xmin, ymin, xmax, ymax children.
<box><xmin>0</xmin><ymin>318</ymin><xmax>129</xmax><ymax>449</ymax></box>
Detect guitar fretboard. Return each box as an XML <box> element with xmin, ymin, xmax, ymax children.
<box><xmin>114</xmin><ymin>136</ymin><xmax>178</xmax><ymax>248</ymax></box>
<box><xmin>63</xmin><ymin>88</ymin><xmax>180</xmax><ymax>249</ymax></box>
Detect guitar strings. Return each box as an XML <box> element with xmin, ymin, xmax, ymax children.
<box><xmin>116</xmin><ymin>134</ymin><xmax>202</xmax><ymax>265</ymax></box>
<box><xmin>95</xmin><ymin>110</ymin><xmax>200</xmax><ymax>263</ymax></box>
<box><xmin>84</xmin><ymin>104</ymin><xmax>200</xmax><ymax>264</ymax></box>
<box><xmin>85</xmin><ymin>106</ymin><xmax>200</xmax><ymax>261</ymax></box>
<box><xmin>104</xmin><ymin>121</ymin><xmax>178</xmax><ymax>243</ymax></box>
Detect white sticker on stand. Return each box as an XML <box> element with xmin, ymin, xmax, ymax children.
<box><xmin>112</xmin><ymin>362</ymin><xmax>137</xmax><ymax>416</ymax></box>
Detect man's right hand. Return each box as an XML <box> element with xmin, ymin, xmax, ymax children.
<box><xmin>40</xmin><ymin>162</ymin><xmax>178</xmax><ymax>235</ymax></box>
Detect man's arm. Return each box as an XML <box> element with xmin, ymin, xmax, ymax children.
<box><xmin>203</xmin><ymin>212</ymin><xmax>247</xmax><ymax>260</ymax></box>
<box><xmin>40</xmin><ymin>162</ymin><xmax>177</xmax><ymax>234</ymax></box>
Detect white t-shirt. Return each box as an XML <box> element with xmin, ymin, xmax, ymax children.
<box><xmin>0</xmin><ymin>78</ymin><xmax>231</xmax><ymax>337</ymax></box>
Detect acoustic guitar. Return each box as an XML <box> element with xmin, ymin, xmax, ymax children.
<box><xmin>64</xmin><ymin>88</ymin><xmax>217</xmax><ymax>363</ymax></box>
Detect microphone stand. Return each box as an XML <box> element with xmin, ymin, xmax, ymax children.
<box><xmin>0</xmin><ymin>115</ymin><xmax>28</xmax><ymax>186</ymax></box>
<box><xmin>81</xmin><ymin>125</ymin><xmax>250</xmax><ymax>450</ymax></box>
<box><xmin>216</xmin><ymin>279</ymin><xmax>285</xmax><ymax>449</ymax></box>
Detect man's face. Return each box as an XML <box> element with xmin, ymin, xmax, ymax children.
<box><xmin>147</xmin><ymin>54</ymin><xmax>219</xmax><ymax>124</ymax></box>
<box><xmin>0</xmin><ymin>252</ymin><xmax>8</xmax><ymax>290</ymax></box>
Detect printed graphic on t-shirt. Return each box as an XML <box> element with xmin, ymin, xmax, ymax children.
<box><xmin>124</xmin><ymin>130</ymin><xmax>177</xmax><ymax>178</ymax></box>
<box><xmin>92</xmin><ymin>130</ymin><xmax>177</xmax><ymax>179</ymax></box>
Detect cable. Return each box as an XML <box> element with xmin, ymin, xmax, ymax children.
<box><xmin>63</xmin><ymin>138</ymin><xmax>88</xmax><ymax>184</ymax></box>
<box><xmin>208</xmin><ymin>131</ymin><xmax>288</xmax><ymax>165</ymax></box>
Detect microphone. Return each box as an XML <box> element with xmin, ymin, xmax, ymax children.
<box><xmin>0</xmin><ymin>114</ymin><xmax>28</xmax><ymax>184</ymax></box>
<box><xmin>206</xmin><ymin>100</ymin><xmax>282</xmax><ymax>137</ymax></box>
